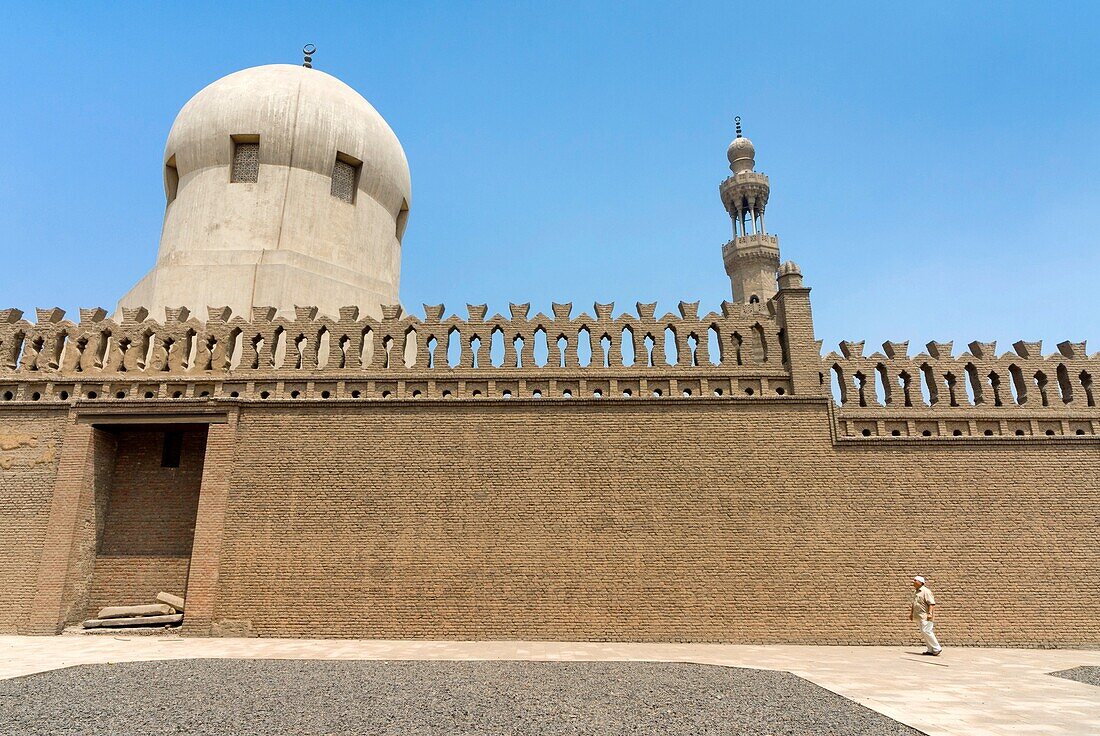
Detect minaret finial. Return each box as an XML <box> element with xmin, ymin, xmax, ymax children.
<box><xmin>735</xmin><ymin>115</ymin><xmax>742</xmax><ymax>138</ymax></box>
<box><xmin>303</xmin><ymin>44</ymin><xmax>316</xmax><ymax>69</ymax></box>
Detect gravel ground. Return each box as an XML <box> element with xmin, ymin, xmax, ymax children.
<box><xmin>1050</xmin><ymin>665</ymin><xmax>1100</xmax><ymax>688</ymax></box>
<box><xmin>0</xmin><ymin>659</ymin><xmax>922</xmax><ymax>735</ymax></box>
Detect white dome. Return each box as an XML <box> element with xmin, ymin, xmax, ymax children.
<box><xmin>165</xmin><ymin>64</ymin><xmax>411</xmax><ymax>215</ymax></box>
<box><xmin>120</xmin><ymin>64</ymin><xmax>412</xmax><ymax>321</ymax></box>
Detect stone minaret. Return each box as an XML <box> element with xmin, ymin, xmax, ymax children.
<box><xmin>720</xmin><ymin>119</ymin><xmax>780</xmax><ymax>304</ymax></box>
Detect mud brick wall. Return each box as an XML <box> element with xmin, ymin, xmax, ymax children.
<box><xmin>209</xmin><ymin>401</ymin><xmax>1099</xmax><ymax>644</ymax></box>
<box><xmin>85</xmin><ymin>428</ymin><xmax>205</xmax><ymax>615</ymax></box>
<box><xmin>0</xmin><ymin>409</ymin><xmax>66</xmax><ymax>633</ymax></box>
<box><xmin>86</xmin><ymin>556</ymin><xmax>190</xmax><ymax>616</ymax></box>
<box><xmin>98</xmin><ymin>428</ymin><xmax>206</xmax><ymax>556</ymax></box>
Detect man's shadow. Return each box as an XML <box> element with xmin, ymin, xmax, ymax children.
<box><xmin>903</xmin><ymin>651</ymin><xmax>949</xmax><ymax>666</ymax></box>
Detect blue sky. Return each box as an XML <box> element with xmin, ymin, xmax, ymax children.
<box><xmin>2</xmin><ymin>2</ymin><xmax>1098</xmax><ymax>355</ymax></box>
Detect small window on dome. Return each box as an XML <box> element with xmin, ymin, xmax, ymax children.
<box><xmin>396</xmin><ymin>198</ymin><xmax>409</xmax><ymax>241</ymax></box>
<box><xmin>331</xmin><ymin>152</ymin><xmax>361</xmax><ymax>204</ymax></box>
<box><xmin>230</xmin><ymin>135</ymin><xmax>260</xmax><ymax>183</ymax></box>
<box><xmin>165</xmin><ymin>155</ymin><xmax>179</xmax><ymax>203</ymax></box>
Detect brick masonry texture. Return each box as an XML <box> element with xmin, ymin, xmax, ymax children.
<box><xmin>0</xmin><ymin>410</ymin><xmax>65</xmax><ymax>633</ymax></box>
<box><xmin>97</xmin><ymin>429</ymin><xmax>205</xmax><ymax>557</ymax></box>
<box><xmin>182</xmin><ymin>418</ymin><xmax>236</xmax><ymax>636</ymax></box>
<box><xmin>202</xmin><ymin>401</ymin><xmax>1097</xmax><ymax>644</ymax></box>
<box><xmin>87</xmin><ymin>556</ymin><xmax>190</xmax><ymax>618</ymax></box>
<box><xmin>83</xmin><ymin>428</ymin><xmax>205</xmax><ymax>617</ymax></box>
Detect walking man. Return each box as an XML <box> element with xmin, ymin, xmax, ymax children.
<box><xmin>910</xmin><ymin>575</ymin><xmax>942</xmax><ymax>655</ymax></box>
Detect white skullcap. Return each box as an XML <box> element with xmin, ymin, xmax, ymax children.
<box><xmin>913</xmin><ymin>575</ymin><xmax>925</xmax><ymax>584</ymax></box>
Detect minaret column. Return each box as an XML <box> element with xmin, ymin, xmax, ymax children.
<box><xmin>719</xmin><ymin>118</ymin><xmax>780</xmax><ymax>303</ymax></box>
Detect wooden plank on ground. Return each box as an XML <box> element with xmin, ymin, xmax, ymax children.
<box><xmin>156</xmin><ymin>592</ymin><xmax>185</xmax><ymax>611</ymax></box>
<box><xmin>96</xmin><ymin>603</ymin><xmax>175</xmax><ymax>619</ymax></box>
<box><xmin>82</xmin><ymin>614</ymin><xmax>183</xmax><ymax>629</ymax></box>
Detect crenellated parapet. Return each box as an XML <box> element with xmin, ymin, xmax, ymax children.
<box><xmin>0</xmin><ymin>299</ymin><xmax>806</xmax><ymax>403</ymax></box>
<box><xmin>825</xmin><ymin>339</ymin><xmax>1100</xmax><ymax>440</ymax></box>
<box><xmin>9</xmin><ymin>287</ymin><xmax>1094</xmax><ymax>441</ymax></box>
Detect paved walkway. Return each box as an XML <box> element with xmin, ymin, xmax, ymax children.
<box><xmin>1</xmin><ymin>636</ymin><xmax>1097</xmax><ymax>736</ymax></box>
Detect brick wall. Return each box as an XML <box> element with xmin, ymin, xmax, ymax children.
<box><xmin>205</xmin><ymin>401</ymin><xmax>1099</xmax><ymax>644</ymax></box>
<box><xmin>98</xmin><ymin>428</ymin><xmax>206</xmax><ymax>556</ymax></box>
<box><xmin>2</xmin><ymin>400</ymin><xmax>1096</xmax><ymax>643</ymax></box>
<box><xmin>86</xmin><ymin>556</ymin><xmax>190</xmax><ymax>615</ymax></box>
<box><xmin>182</xmin><ymin>417</ymin><xmax>237</xmax><ymax>636</ymax></box>
<box><xmin>0</xmin><ymin>409</ymin><xmax>66</xmax><ymax>633</ymax></box>
<box><xmin>59</xmin><ymin>427</ymin><xmax>116</xmax><ymax>626</ymax></box>
<box><xmin>86</xmin><ymin>428</ymin><xmax>205</xmax><ymax>615</ymax></box>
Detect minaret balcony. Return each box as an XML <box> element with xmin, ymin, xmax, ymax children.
<box><xmin>720</xmin><ymin>172</ymin><xmax>770</xmax><ymax>209</ymax></box>
<box><xmin>720</xmin><ymin>170</ymin><xmax>769</xmax><ymax>186</ymax></box>
<box><xmin>726</xmin><ymin>233</ymin><xmax>779</xmax><ymax>249</ymax></box>
<box><xmin>722</xmin><ymin>234</ymin><xmax>780</xmax><ymax>266</ymax></box>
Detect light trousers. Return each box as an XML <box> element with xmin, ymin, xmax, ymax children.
<box><xmin>919</xmin><ymin>618</ymin><xmax>942</xmax><ymax>652</ymax></box>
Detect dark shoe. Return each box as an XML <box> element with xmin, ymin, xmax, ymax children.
<box><xmin>931</xmin><ymin>650</ymin><xmax>942</xmax><ymax>656</ymax></box>
<box><xmin>921</xmin><ymin>651</ymin><xmax>935</xmax><ymax>655</ymax></box>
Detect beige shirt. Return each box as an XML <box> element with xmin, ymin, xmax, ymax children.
<box><xmin>912</xmin><ymin>586</ymin><xmax>936</xmax><ymax>620</ymax></box>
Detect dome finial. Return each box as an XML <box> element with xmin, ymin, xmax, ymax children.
<box><xmin>302</xmin><ymin>44</ymin><xmax>316</xmax><ymax>69</ymax></box>
<box><xmin>726</xmin><ymin>119</ymin><xmax>755</xmax><ymax>173</ymax></box>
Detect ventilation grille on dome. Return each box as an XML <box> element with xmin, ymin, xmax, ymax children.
<box><xmin>331</xmin><ymin>154</ymin><xmax>360</xmax><ymax>204</ymax></box>
<box><xmin>231</xmin><ymin>139</ymin><xmax>260</xmax><ymax>183</ymax></box>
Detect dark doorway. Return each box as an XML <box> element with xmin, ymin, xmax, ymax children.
<box><xmin>87</xmin><ymin>424</ymin><xmax>207</xmax><ymax>617</ymax></box>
